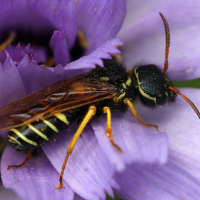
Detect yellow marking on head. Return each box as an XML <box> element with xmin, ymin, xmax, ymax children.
<box><xmin>126</xmin><ymin>76</ymin><xmax>132</xmax><ymax>86</ymax></box>
<box><xmin>10</xmin><ymin>128</ymin><xmax>37</xmax><ymax>146</ymax></box>
<box><xmin>27</xmin><ymin>124</ymin><xmax>49</xmax><ymax>141</ymax></box>
<box><xmin>7</xmin><ymin>135</ymin><xmax>22</xmax><ymax>146</ymax></box>
<box><xmin>41</xmin><ymin>119</ymin><xmax>59</xmax><ymax>133</ymax></box>
<box><xmin>54</xmin><ymin>113</ymin><xmax>69</xmax><ymax>125</ymax></box>
<box><xmin>77</xmin><ymin>30</ymin><xmax>89</xmax><ymax>48</ymax></box>
<box><xmin>100</xmin><ymin>77</ymin><xmax>109</xmax><ymax>81</ymax></box>
<box><xmin>134</xmin><ymin>68</ymin><xmax>157</xmax><ymax>105</ymax></box>
<box><xmin>110</xmin><ymin>53</ymin><xmax>122</xmax><ymax>63</ymax></box>
<box><xmin>122</xmin><ymin>83</ymin><xmax>127</xmax><ymax>89</ymax></box>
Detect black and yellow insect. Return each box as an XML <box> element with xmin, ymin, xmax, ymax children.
<box><xmin>0</xmin><ymin>13</ymin><xmax>200</xmax><ymax>189</ymax></box>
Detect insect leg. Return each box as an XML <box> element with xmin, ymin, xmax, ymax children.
<box><xmin>57</xmin><ymin>105</ymin><xmax>96</xmax><ymax>189</ymax></box>
<box><xmin>7</xmin><ymin>150</ymin><xmax>32</xmax><ymax>170</ymax></box>
<box><xmin>123</xmin><ymin>98</ymin><xmax>158</xmax><ymax>130</ymax></box>
<box><xmin>103</xmin><ymin>107</ymin><xmax>122</xmax><ymax>152</ymax></box>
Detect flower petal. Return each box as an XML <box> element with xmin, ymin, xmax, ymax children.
<box><xmin>0</xmin><ymin>181</ymin><xmax>21</xmax><ymax>200</ymax></box>
<box><xmin>29</xmin><ymin>0</ymin><xmax>77</xmax><ymax>48</ymax></box>
<box><xmin>74</xmin><ymin>193</ymin><xmax>89</xmax><ymax>200</ymax></box>
<box><xmin>1</xmin><ymin>146</ymin><xmax>74</xmax><ymax>200</ymax></box>
<box><xmin>0</xmin><ymin>55</ymin><xmax>25</xmax><ymax>107</ymax></box>
<box><xmin>0</xmin><ymin>54</ymin><xmax>25</xmax><ymax>138</ymax></box>
<box><xmin>0</xmin><ymin>44</ymin><xmax>46</xmax><ymax>65</ymax></box>
<box><xmin>17</xmin><ymin>55</ymin><xmax>65</xmax><ymax>94</ymax></box>
<box><xmin>0</xmin><ymin>1</ymin><xmax>76</xmax><ymax>48</ymax></box>
<box><xmin>117</xmin><ymin>0</ymin><xmax>200</xmax><ymax>80</ymax></box>
<box><xmin>114</xmin><ymin>159</ymin><xmax>200</xmax><ymax>200</ymax></box>
<box><xmin>50</xmin><ymin>31</ymin><xmax>70</xmax><ymax>66</ymax></box>
<box><xmin>64</xmin><ymin>38</ymin><xmax>123</xmax><ymax>76</ymax></box>
<box><xmin>91</xmin><ymin>112</ymin><xmax>168</xmax><ymax>171</ymax></box>
<box><xmin>137</xmin><ymin>88</ymin><xmax>200</xmax><ymax>180</ymax></box>
<box><xmin>43</xmin><ymin>123</ymin><xmax>118</xmax><ymax>200</ymax></box>
<box><xmin>76</xmin><ymin>0</ymin><xmax>126</xmax><ymax>53</ymax></box>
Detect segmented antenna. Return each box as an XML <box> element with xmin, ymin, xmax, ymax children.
<box><xmin>169</xmin><ymin>87</ymin><xmax>200</xmax><ymax>119</ymax></box>
<box><xmin>159</xmin><ymin>12</ymin><xmax>170</xmax><ymax>74</ymax></box>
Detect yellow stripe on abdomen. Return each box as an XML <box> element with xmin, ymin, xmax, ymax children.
<box><xmin>54</xmin><ymin>113</ymin><xmax>69</xmax><ymax>125</ymax></box>
<box><xmin>10</xmin><ymin>128</ymin><xmax>37</xmax><ymax>146</ymax></box>
<box><xmin>27</xmin><ymin>124</ymin><xmax>49</xmax><ymax>141</ymax></box>
<box><xmin>7</xmin><ymin>135</ymin><xmax>23</xmax><ymax>146</ymax></box>
<box><xmin>41</xmin><ymin>119</ymin><xmax>59</xmax><ymax>133</ymax></box>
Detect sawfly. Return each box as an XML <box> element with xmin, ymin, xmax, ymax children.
<box><xmin>0</xmin><ymin>13</ymin><xmax>199</xmax><ymax>189</ymax></box>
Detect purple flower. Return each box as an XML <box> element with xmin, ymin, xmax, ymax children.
<box><xmin>113</xmin><ymin>0</ymin><xmax>200</xmax><ymax>199</ymax></box>
<box><xmin>0</xmin><ymin>0</ymin><xmax>130</xmax><ymax>200</ymax></box>
<box><xmin>0</xmin><ymin>1</ymin><xmax>200</xmax><ymax>200</ymax></box>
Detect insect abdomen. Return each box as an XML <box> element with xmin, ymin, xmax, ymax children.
<box><xmin>7</xmin><ymin>109</ymin><xmax>79</xmax><ymax>153</ymax></box>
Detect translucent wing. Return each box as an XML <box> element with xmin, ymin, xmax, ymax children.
<box><xmin>0</xmin><ymin>73</ymin><xmax>117</xmax><ymax>131</ymax></box>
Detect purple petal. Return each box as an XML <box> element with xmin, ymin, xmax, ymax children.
<box><xmin>50</xmin><ymin>31</ymin><xmax>70</xmax><ymax>66</ymax></box>
<box><xmin>114</xmin><ymin>159</ymin><xmax>200</xmax><ymax>200</ymax></box>
<box><xmin>76</xmin><ymin>0</ymin><xmax>126</xmax><ymax>53</ymax></box>
<box><xmin>0</xmin><ymin>55</ymin><xmax>25</xmax><ymax>107</ymax></box>
<box><xmin>0</xmin><ymin>1</ymin><xmax>76</xmax><ymax>48</ymax></box>
<box><xmin>1</xmin><ymin>146</ymin><xmax>74</xmax><ymax>200</ymax></box>
<box><xmin>64</xmin><ymin>38</ymin><xmax>123</xmax><ymax>76</ymax></box>
<box><xmin>23</xmin><ymin>44</ymin><xmax>45</xmax><ymax>64</ymax></box>
<box><xmin>0</xmin><ymin>44</ymin><xmax>46</xmax><ymax>65</ymax></box>
<box><xmin>43</xmin><ymin>123</ymin><xmax>117</xmax><ymax>200</ymax></box>
<box><xmin>117</xmin><ymin>0</ymin><xmax>200</xmax><ymax>80</ymax></box>
<box><xmin>137</xmin><ymin>89</ymin><xmax>200</xmax><ymax>180</ymax></box>
<box><xmin>91</xmin><ymin>112</ymin><xmax>168</xmax><ymax>171</ymax></box>
<box><xmin>17</xmin><ymin>55</ymin><xmax>65</xmax><ymax>94</ymax></box>
<box><xmin>74</xmin><ymin>193</ymin><xmax>87</xmax><ymax>200</ymax></box>
<box><xmin>0</xmin><ymin>182</ymin><xmax>21</xmax><ymax>200</ymax></box>
<box><xmin>29</xmin><ymin>0</ymin><xmax>77</xmax><ymax>48</ymax></box>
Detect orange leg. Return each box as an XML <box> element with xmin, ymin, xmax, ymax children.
<box><xmin>103</xmin><ymin>107</ymin><xmax>122</xmax><ymax>152</ymax></box>
<box><xmin>7</xmin><ymin>150</ymin><xmax>32</xmax><ymax>170</ymax></box>
<box><xmin>57</xmin><ymin>106</ymin><xmax>96</xmax><ymax>189</ymax></box>
<box><xmin>123</xmin><ymin>98</ymin><xmax>158</xmax><ymax>130</ymax></box>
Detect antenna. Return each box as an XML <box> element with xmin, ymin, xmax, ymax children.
<box><xmin>169</xmin><ymin>87</ymin><xmax>200</xmax><ymax>119</ymax></box>
<box><xmin>159</xmin><ymin>12</ymin><xmax>170</xmax><ymax>74</ymax></box>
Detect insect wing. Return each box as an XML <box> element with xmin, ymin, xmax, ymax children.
<box><xmin>0</xmin><ymin>76</ymin><xmax>117</xmax><ymax>131</ymax></box>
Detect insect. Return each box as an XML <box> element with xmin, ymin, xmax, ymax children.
<box><xmin>0</xmin><ymin>12</ymin><xmax>200</xmax><ymax>189</ymax></box>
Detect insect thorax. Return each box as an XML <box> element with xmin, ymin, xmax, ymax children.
<box><xmin>86</xmin><ymin>60</ymin><xmax>138</xmax><ymax>114</ymax></box>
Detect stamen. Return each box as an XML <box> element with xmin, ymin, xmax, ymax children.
<box><xmin>44</xmin><ymin>57</ymin><xmax>55</xmax><ymax>67</ymax></box>
<box><xmin>110</xmin><ymin>53</ymin><xmax>122</xmax><ymax>63</ymax></box>
<box><xmin>169</xmin><ymin>87</ymin><xmax>200</xmax><ymax>119</ymax></box>
<box><xmin>77</xmin><ymin>30</ymin><xmax>89</xmax><ymax>48</ymax></box>
<box><xmin>0</xmin><ymin>31</ymin><xmax>16</xmax><ymax>52</ymax></box>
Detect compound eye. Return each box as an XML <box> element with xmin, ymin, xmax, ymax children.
<box><xmin>156</xmin><ymin>93</ymin><xmax>167</xmax><ymax>105</ymax></box>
